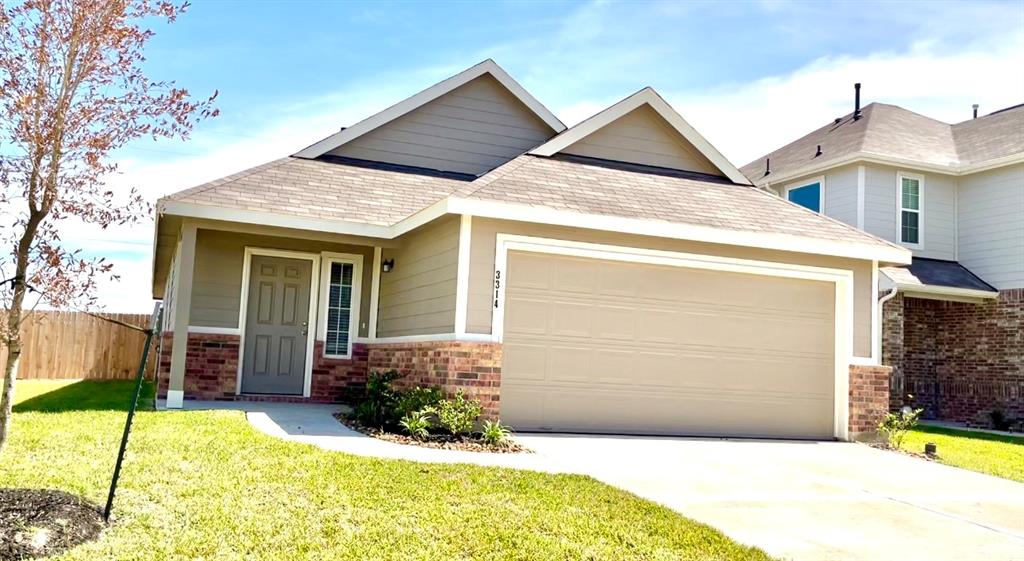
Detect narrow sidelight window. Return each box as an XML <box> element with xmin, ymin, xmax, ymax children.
<box><xmin>325</xmin><ymin>261</ymin><xmax>354</xmax><ymax>357</ymax></box>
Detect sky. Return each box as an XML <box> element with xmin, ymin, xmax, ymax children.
<box><xmin>49</xmin><ymin>0</ymin><xmax>1024</xmax><ymax>311</ymax></box>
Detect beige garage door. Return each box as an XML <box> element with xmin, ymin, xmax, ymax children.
<box><xmin>501</xmin><ymin>251</ymin><xmax>837</xmax><ymax>439</ymax></box>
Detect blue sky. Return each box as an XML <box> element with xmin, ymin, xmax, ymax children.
<box><xmin>63</xmin><ymin>0</ymin><xmax>1024</xmax><ymax>310</ymax></box>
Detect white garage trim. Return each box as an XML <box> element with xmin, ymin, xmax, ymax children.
<box><xmin>491</xmin><ymin>234</ymin><xmax>855</xmax><ymax>440</ymax></box>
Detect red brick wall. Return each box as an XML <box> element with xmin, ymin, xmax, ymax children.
<box><xmin>367</xmin><ymin>341</ymin><xmax>502</xmax><ymax>418</ymax></box>
<box><xmin>849</xmin><ymin>364</ymin><xmax>892</xmax><ymax>438</ymax></box>
<box><xmin>884</xmin><ymin>289</ymin><xmax>1023</xmax><ymax>424</ymax></box>
<box><xmin>309</xmin><ymin>341</ymin><xmax>369</xmax><ymax>402</ymax></box>
<box><xmin>158</xmin><ymin>332</ymin><xmax>241</xmax><ymax>400</ymax></box>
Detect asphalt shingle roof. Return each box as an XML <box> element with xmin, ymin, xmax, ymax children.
<box><xmin>741</xmin><ymin>102</ymin><xmax>1024</xmax><ymax>183</ymax></box>
<box><xmin>160</xmin><ymin>153</ymin><xmax>902</xmax><ymax>254</ymax></box>
<box><xmin>881</xmin><ymin>258</ymin><xmax>997</xmax><ymax>293</ymax></box>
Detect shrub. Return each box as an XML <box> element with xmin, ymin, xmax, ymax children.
<box><xmin>878</xmin><ymin>407</ymin><xmax>923</xmax><ymax>449</ymax></box>
<box><xmin>353</xmin><ymin>370</ymin><xmax>404</xmax><ymax>428</ymax></box>
<box><xmin>399</xmin><ymin>410</ymin><xmax>433</xmax><ymax>440</ymax></box>
<box><xmin>479</xmin><ymin>419</ymin><xmax>512</xmax><ymax>447</ymax></box>
<box><xmin>431</xmin><ymin>390</ymin><xmax>483</xmax><ymax>436</ymax></box>
<box><xmin>990</xmin><ymin>409</ymin><xmax>1014</xmax><ymax>432</ymax></box>
<box><xmin>395</xmin><ymin>387</ymin><xmax>444</xmax><ymax>420</ymax></box>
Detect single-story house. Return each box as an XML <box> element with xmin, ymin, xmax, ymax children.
<box><xmin>152</xmin><ymin>60</ymin><xmax>911</xmax><ymax>440</ymax></box>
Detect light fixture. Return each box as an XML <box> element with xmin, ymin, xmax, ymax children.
<box><xmin>382</xmin><ymin>258</ymin><xmax>395</xmax><ymax>273</ymax></box>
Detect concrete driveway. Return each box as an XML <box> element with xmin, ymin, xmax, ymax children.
<box><xmin>517</xmin><ymin>434</ymin><xmax>1024</xmax><ymax>561</ymax></box>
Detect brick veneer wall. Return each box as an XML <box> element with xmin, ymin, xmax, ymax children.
<box><xmin>849</xmin><ymin>364</ymin><xmax>892</xmax><ymax>439</ymax></box>
<box><xmin>367</xmin><ymin>341</ymin><xmax>503</xmax><ymax>418</ymax></box>
<box><xmin>884</xmin><ymin>289</ymin><xmax>1024</xmax><ymax>424</ymax></box>
<box><xmin>309</xmin><ymin>341</ymin><xmax>369</xmax><ymax>402</ymax></box>
<box><xmin>157</xmin><ymin>332</ymin><xmax>241</xmax><ymax>400</ymax></box>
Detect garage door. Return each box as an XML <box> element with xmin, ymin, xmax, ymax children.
<box><xmin>501</xmin><ymin>251</ymin><xmax>837</xmax><ymax>439</ymax></box>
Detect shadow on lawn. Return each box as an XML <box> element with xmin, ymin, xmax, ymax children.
<box><xmin>13</xmin><ymin>379</ymin><xmax>155</xmax><ymax>413</ymax></box>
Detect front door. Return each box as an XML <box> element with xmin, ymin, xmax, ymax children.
<box><xmin>242</xmin><ymin>255</ymin><xmax>312</xmax><ymax>395</ymax></box>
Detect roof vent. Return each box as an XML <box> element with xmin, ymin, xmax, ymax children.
<box><xmin>853</xmin><ymin>83</ymin><xmax>862</xmax><ymax>121</ymax></box>
<box><xmin>972</xmin><ymin>104</ymin><xmax>979</xmax><ymax>119</ymax></box>
<box><xmin>763</xmin><ymin>157</ymin><xmax>771</xmax><ymax>177</ymax></box>
<box><xmin>815</xmin><ymin>145</ymin><xmax>822</xmax><ymax>157</ymax></box>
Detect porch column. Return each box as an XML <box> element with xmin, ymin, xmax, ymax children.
<box><xmin>167</xmin><ymin>222</ymin><xmax>197</xmax><ymax>408</ymax></box>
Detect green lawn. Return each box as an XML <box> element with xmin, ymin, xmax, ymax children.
<box><xmin>0</xmin><ymin>380</ymin><xmax>772</xmax><ymax>560</ymax></box>
<box><xmin>902</xmin><ymin>425</ymin><xmax>1024</xmax><ymax>483</ymax></box>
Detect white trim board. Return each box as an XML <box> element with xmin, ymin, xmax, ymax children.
<box><xmin>293</xmin><ymin>59</ymin><xmax>565</xmax><ymax>159</ymax></box>
<box><xmin>236</xmin><ymin>247</ymin><xmax>321</xmax><ymax>398</ymax></box>
<box><xmin>530</xmin><ymin>87</ymin><xmax>750</xmax><ymax>185</ymax></box>
<box><xmin>187</xmin><ymin>326</ymin><xmax>241</xmax><ymax>336</ymax></box>
<box><xmin>354</xmin><ymin>333</ymin><xmax>494</xmax><ymax>344</ymax></box>
<box><xmin>368</xmin><ymin>247</ymin><xmax>382</xmax><ymax>339</ymax></box>
<box><xmin>158</xmin><ymin>195</ymin><xmax>911</xmax><ymax>266</ymax></box>
<box><xmin>454</xmin><ymin>215</ymin><xmax>473</xmax><ymax>336</ymax></box>
<box><xmin>490</xmin><ymin>234</ymin><xmax>856</xmax><ymax>441</ymax></box>
<box><xmin>756</xmin><ymin>152</ymin><xmax>1024</xmax><ymax>189</ymax></box>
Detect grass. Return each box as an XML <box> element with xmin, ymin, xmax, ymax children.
<box><xmin>0</xmin><ymin>379</ymin><xmax>773</xmax><ymax>561</ymax></box>
<box><xmin>901</xmin><ymin>424</ymin><xmax>1024</xmax><ymax>483</ymax></box>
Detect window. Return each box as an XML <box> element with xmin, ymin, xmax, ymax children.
<box><xmin>318</xmin><ymin>254</ymin><xmax>362</xmax><ymax>358</ymax></box>
<box><xmin>786</xmin><ymin>180</ymin><xmax>822</xmax><ymax>212</ymax></box>
<box><xmin>898</xmin><ymin>173</ymin><xmax>923</xmax><ymax>247</ymax></box>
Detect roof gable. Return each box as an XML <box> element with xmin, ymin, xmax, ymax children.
<box><xmin>323</xmin><ymin>73</ymin><xmax>557</xmax><ymax>176</ymax></box>
<box><xmin>294</xmin><ymin>59</ymin><xmax>566</xmax><ymax>168</ymax></box>
<box><xmin>530</xmin><ymin>88</ymin><xmax>749</xmax><ymax>184</ymax></box>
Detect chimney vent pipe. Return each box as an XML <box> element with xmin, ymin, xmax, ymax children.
<box><xmin>973</xmin><ymin>104</ymin><xmax>979</xmax><ymax>119</ymax></box>
<box><xmin>854</xmin><ymin>83</ymin><xmax>862</xmax><ymax>121</ymax></box>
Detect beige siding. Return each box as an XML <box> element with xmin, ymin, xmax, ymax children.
<box><xmin>377</xmin><ymin>216</ymin><xmax>460</xmax><ymax>337</ymax></box>
<box><xmin>468</xmin><ymin>218</ymin><xmax>875</xmax><ymax>358</ymax></box>
<box><xmin>958</xmin><ymin>163</ymin><xmax>1024</xmax><ymax>289</ymax></box>
<box><xmin>329</xmin><ymin>74</ymin><xmax>555</xmax><ymax>175</ymax></box>
<box><xmin>862</xmin><ymin>164</ymin><xmax>956</xmax><ymax>260</ymax></box>
<box><xmin>189</xmin><ymin>230</ymin><xmax>374</xmax><ymax>337</ymax></box>
<box><xmin>562</xmin><ymin>105</ymin><xmax>720</xmax><ymax>174</ymax></box>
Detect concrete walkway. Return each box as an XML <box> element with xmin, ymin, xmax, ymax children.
<box><xmin>165</xmin><ymin>400</ymin><xmax>1024</xmax><ymax>561</ymax></box>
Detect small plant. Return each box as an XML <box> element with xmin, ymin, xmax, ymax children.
<box><xmin>479</xmin><ymin>419</ymin><xmax>512</xmax><ymax>447</ymax></box>
<box><xmin>878</xmin><ymin>407</ymin><xmax>923</xmax><ymax>449</ymax></box>
<box><xmin>399</xmin><ymin>410</ymin><xmax>433</xmax><ymax>440</ymax></box>
<box><xmin>431</xmin><ymin>390</ymin><xmax>483</xmax><ymax>436</ymax></box>
<box><xmin>353</xmin><ymin>370</ymin><xmax>404</xmax><ymax>428</ymax></box>
<box><xmin>395</xmin><ymin>386</ymin><xmax>444</xmax><ymax>419</ymax></box>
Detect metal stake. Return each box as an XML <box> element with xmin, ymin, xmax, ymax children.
<box><xmin>103</xmin><ymin>302</ymin><xmax>161</xmax><ymax>522</ymax></box>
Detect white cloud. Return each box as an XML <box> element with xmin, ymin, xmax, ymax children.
<box><xmin>49</xmin><ymin>16</ymin><xmax>1024</xmax><ymax>312</ymax></box>
<box><xmin>667</xmin><ymin>35</ymin><xmax>1024</xmax><ymax>166</ymax></box>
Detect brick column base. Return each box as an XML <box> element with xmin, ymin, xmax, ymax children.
<box><xmin>849</xmin><ymin>364</ymin><xmax>892</xmax><ymax>440</ymax></box>
<box><xmin>156</xmin><ymin>332</ymin><xmax>240</xmax><ymax>400</ymax></box>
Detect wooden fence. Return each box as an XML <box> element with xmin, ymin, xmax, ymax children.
<box><xmin>0</xmin><ymin>311</ymin><xmax>154</xmax><ymax>380</ymax></box>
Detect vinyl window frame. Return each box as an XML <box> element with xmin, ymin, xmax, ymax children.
<box><xmin>897</xmin><ymin>171</ymin><xmax>924</xmax><ymax>249</ymax></box>
<box><xmin>783</xmin><ymin>176</ymin><xmax>826</xmax><ymax>214</ymax></box>
<box><xmin>316</xmin><ymin>252</ymin><xmax>364</xmax><ymax>360</ymax></box>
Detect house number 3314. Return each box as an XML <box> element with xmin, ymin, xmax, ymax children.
<box><xmin>493</xmin><ymin>270</ymin><xmax>501</xmax><ymax>309</ymax></box>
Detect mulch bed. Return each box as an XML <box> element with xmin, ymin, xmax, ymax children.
<box><xmin>336</xmin><ymin>414</ymin><xmax>531</xmax><ymax>454</ymax></box>
<box><xmin>0</xmin><ymin>488</ymin><xmax>104</xmax><ymax>560</ymax></box>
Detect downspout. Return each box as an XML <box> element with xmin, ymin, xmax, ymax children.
<box><xmin>875</xmin><ymin>286</ymin><xmax>899</xmax><ymax>365</ymax></box>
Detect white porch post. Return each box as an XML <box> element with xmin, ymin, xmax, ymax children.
<box><xmin>167</xmin><ymin>222</ymin><xmax>197</xmax><ymax>408</ymax></box>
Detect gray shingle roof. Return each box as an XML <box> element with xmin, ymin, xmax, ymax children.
<box><xmin>160</xmin><ymin>153</ymin><xmax>903</xmax><ymax>255</ymax></box>
<box><xmin>881</xmin><ymin>258</ymin><xmax>997</xmax><ymax>293</ymax></box>
<box><xmin>741</xmin><ymin>102</ymin><xmax>1024</xmax><ymax>183</ymax></box>
<box><xmin>163</xmin><ymin>156</ymin><xmax>468</xmax><ymax>226</ymax></box>
<box><xmin>461</xmin><ymin>154</ymin><xmax>898</xmax><ymax>248</ymax></box>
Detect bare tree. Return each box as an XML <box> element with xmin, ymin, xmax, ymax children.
<box><xmin>0</xmin><ymin>0</ymin><xmax>217</xmax><ymax>452</ymax></box>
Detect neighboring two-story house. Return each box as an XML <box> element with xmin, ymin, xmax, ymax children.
<box><xmin>742</xmin><ymin>97</ymin><xmax>1024</xmax><ymax>425</ymax></box>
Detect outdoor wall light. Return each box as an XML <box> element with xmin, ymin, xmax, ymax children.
<box><xmin>382</xmin><ymin>258</ymin><xmax>395</xmax><ymax>273</ymax></box>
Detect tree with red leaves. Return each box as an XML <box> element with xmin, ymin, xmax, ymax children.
<box><xmin>0</xmin><ymin>0</ymin><xmax>217</xmax><ymax>452</ymax></box>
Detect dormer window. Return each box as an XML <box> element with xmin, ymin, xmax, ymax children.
<box><xmin>898</xmin><ymin>172</ymin><xmax>923</xmax><ymax>247</ymax></box>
